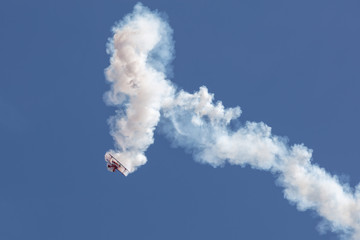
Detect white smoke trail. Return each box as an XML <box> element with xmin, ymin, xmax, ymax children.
<box><xmin>104</xmin><ymin>3</ymin><xmax>174</xmax><ymax>172</ymax></box>
<box><xmin>104</xmin><ymin>3</ymin><xmax>360</xmax><ymax>239</ymax></box>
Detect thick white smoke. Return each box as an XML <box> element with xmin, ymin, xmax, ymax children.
<box><xmin>104</xmin><ymin>3</ymin><xmax>174</xmax><ymax>172</ymax></box>
<box><xmin>104</xmin><ymin>3</ymin><xmax>360</xmax><ymax>239</ymax></box>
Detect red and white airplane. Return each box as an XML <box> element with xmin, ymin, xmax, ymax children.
<box><xmin>105</xmin><ymin>153</ymin><xmax>129</xmax><ymax>176</ymax></box>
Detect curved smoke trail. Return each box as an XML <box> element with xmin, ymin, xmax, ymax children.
<box><xmin>104</xmin><ymin>3</ymin><xmax>360</xmax><ymax>239</ymax></box>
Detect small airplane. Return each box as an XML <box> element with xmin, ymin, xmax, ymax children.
<box><xmin>105</xmin><ymin>153</ymin><xmax>129</xmax><ymax>176</ymax></box>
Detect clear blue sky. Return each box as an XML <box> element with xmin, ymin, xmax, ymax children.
<box><xmin>1</xmin><ymin>1</ymin><xmax>359</xmax><ymax>239</ymax></box>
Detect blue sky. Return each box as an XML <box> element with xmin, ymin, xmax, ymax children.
<box><xmin>1</xmin><ymin>0</ymin><xmax>360</xmax><ymax>239</ymax></box>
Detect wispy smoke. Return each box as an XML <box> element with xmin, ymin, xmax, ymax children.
<box><xmin>104</xmin><ymin>3</ymin><xmax>360</xmax><ymax>239</ymax></box>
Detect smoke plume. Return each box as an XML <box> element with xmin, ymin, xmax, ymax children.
<box><xmin>104</xmin><ymin>3</ymin><xmax>360</xmax><ymax>239</ymax></box>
